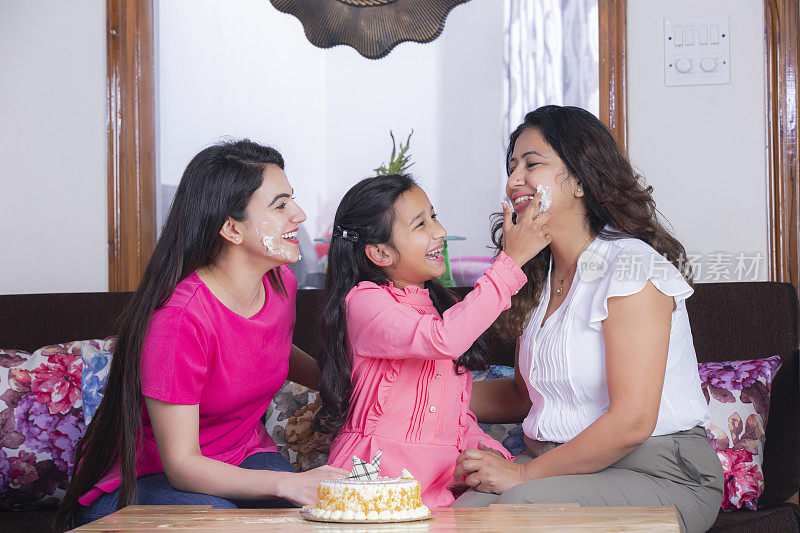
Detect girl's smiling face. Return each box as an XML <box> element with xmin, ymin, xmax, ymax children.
<box><xmin>506</xmin><ymin>128</ymin><xmax>581</xmax><ymax>218</ymax></box>
<box><xmin>240</xmin><ymin>164</ymin><xmax>307</xmax><ymax>265</ymax></box>
<box><xmin>379</xmin><ymin>186</ymin><xmax>448</xmax><ymax>289</ymax></box>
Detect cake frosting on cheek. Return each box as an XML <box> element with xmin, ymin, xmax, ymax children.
<box><xmin>309</xmin><ymin>476</ymin><xmax>431</xmax><ymax>520</ymax></box>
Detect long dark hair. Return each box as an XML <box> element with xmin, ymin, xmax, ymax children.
<box><xmin>492</xmin><ymin>105</ymin><xmax>692</xmax><ymax>340</ymax></box>
<box><xmin>315</xmin><ymin>174</ymin><xmax>490</xmax><ymax>434</ymax></box>
<box><xmin>56</xmin><ymin>139</ymin><xmax>286</xmax><ymax>530</ymax></box>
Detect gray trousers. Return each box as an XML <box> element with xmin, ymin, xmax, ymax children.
<box><xmin>453</xmin><ymin>427</ymin><xmax>724</xmax><ymax>533</ymax></box>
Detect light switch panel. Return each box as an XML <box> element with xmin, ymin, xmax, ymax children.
<box><xmin>665</xmin><ymin>15</ymin><xmax>730</xmax><ymax>87</ymax></box>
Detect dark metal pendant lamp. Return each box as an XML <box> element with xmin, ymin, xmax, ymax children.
<box><xmin>270</xmin><ymin>0</ymin><xmax>472</xmax><ymax>59</ymax></box>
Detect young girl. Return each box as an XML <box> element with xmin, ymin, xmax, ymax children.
<box><xmin>56</xmin><ymin>140</ymin><xmax>347</xmax><ymax>529</ymax></box>
<box><xmin>316</xmin><ymin>174</ymin><xmax>551</xmax><ymax>507</ymax></box>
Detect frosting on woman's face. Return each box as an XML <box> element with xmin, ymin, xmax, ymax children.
<box><xmin>537</xmin><ymin>184</ymin><xmax>552</xmax><ymax>212</ymax></box>
<box><xmin>255</xmin><ymin>222</ymin><xmax>300</xmax><ymax>262</ymax></box>
<box><xmin>505</xmin><ymin>128</ymin><xmax>576</xmax><ymax>216</ymax></box>
<box><xmin>241</xmin><ymin>165</ymin><xmax>306</xmax><ymax>265</ymax></box>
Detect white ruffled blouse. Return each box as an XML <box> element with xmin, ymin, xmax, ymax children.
<box><xmin>519</xmin><ymin>230</ymin><xmax>711</xmax><ymax>443</ymax></box>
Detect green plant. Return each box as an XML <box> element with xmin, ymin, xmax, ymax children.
<box><xmin>374</xmin><ymin>130</ymin><xmax>414</xmax><ymax>175</ymax></box>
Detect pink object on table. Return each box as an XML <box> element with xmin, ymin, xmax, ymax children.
<box><xmin>79</xmin><ymin>267</ymin><xmax>297</xmax><ymax>506</ymax></box>
<box><xmin>326</xmin><ymin>253</ymin><xmax>525</xmax><ymax>507</ymax></box>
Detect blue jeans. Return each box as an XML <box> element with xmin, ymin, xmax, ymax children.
<box><xmin>77</xmin><ymin>452</ymin><xmax>296</xmax><ymax>526</ymax></box>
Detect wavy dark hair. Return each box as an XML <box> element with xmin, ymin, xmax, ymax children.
<box><xmin>55</xmin><ymin>139</ymin><xmax>287</xmax><ymax>531</ymax></box>
<box><xmin>315</xmin><ymin>174</ymin><xmax>490</xmax><ymax>433</ymax></box>
<box><xmin>492</xmin><ymin>105</ymin><xmax>692</xmax><ymax>340</ymax></box>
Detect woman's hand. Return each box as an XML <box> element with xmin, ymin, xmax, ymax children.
<box><xmin>502</xmin><ymin>194</ymin><xmax>551</xmax><ymax>267</ymax></box>
<box><xmin>453</xmin><ymin>443</ymin><xmax>527</xmax><ymax>494</ymax></box>
<box><xmin>279</xmin><ymin>465</ymin><xmax>349</xmax><ymax>507</ymax></box>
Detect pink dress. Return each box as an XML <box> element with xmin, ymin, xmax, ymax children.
<box><xmin>327</xmin><ymin>252</ymin><xmax>526</xmax><ymax>507</ymax></box>
<box><xmin>79</xmin><ymin>266</ymin><xmax>296</xmax><ymax>505</ymax></box>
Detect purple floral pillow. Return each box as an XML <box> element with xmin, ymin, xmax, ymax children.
<box><xmin>0</xmin><ymin>339</ymin><xmax>112</xmax><ymax>509</ymax></box>
<box><xmin>699</xmin><ymin>356</ymin><xmax>782</xmax><ymax>511</ymax></box>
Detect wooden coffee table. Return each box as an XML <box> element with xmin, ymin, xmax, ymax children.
<box><xmin>72</xmin><ymin>504</ymin><xmax>679</xmax><ymax>531</ymax></box>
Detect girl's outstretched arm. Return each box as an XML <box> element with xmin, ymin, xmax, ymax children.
<box><xmin>346</xmin><ymin>252</ymin><xmax>527</xmax><ymax>360</ymax></box>
<box><xmin>145</xmin><ymin>398</ymin><xmax>348</xmax><ymax>505</ymax></box>
<box><xmin>345</xmin><ymin>198</ymin><xmax>552</xmax><ymax>361</ymax></box>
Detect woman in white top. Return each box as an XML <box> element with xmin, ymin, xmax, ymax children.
<box><xmin>454</xmin><ymin>106</ymin><xmax>723</xmax><ymax>533</ymax></box>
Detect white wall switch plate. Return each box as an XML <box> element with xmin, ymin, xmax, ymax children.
<box><xmin>665</xmin><ymin>15</ymin><xmax>730</xmax><ymax>87</ymax></box>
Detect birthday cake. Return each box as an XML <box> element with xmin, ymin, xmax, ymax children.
<box><xmin>305</xmin><ymin>450</ymin><xmax>430</xmax><ymax>521</ymax></box>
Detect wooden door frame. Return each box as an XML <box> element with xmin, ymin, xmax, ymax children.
<box><xmin>106</xmin><ymin>0</ymin><xmax>156</xmax><ymax>292</ymax></box>
<box><xmin>599</xmin><ymin>0</ymin><xmax>627</xmax><ymax>152</ymax></box>
<box><xmin>596</xmin><ymin>1</ymin><xmax>800</xmax><ymax>291</ymax></box>
<box><xmin>106</xmin><ymin>0</ymin><xmax>630</xmax><ymax>290</ymax></box>
<box><xmin>765</xmin><ymin>0</ymin><xmax>800</xmax><ymax>289</ymax></box>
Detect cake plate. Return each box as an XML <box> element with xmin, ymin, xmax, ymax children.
<box><xmin>300</xmin><ymin>509</ymin><xmax>434</xmax><ymax>524</ymax></box>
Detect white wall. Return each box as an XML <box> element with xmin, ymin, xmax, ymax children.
<box><xmin>437</xmin><ymin>3</ymin><xmax>506</xmax><ymax>257</ymax></box>
<box><xmin>627</xmin><ymin>0</ymin><xmax>768</xmax><ymax>281</ymax></box>
<box><xmin>320</xmin><ymin>35</ymin><xmax>443</xmax><ymax>241</ymax></box>
<box><xmin>0</xmin><ymin>0</ymin><xmax>108</xmax><ymax>294</ymax></box>
<box><xmin>158</xmin><ymin>0</ymin><xmax>504</xmax><ymax>258</ymax></box>
<box><xmin>320</xmin><ymin>0</ymin><xmax>505</xmax><ymax>257</ymax></box>
<box><xmin>157</xmin><ymin>0</ymin><xmax>327</xmax><ymax>230</ymax></box>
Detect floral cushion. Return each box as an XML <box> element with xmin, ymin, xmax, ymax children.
<box><xmin>263</xmin><ymin>381</ymin><xmax>332</xmax><ymax>472</ymax></box>
<box><xmin>80</xmin><ymin>342</ymin><xmax>114</xmax><ymax>425</ymax></box>
<box><xmin>472</xmin><ymin>365</ymin><xmax>525</xmax><ymax>455</ymax></box>
<box><xmin>0</xmin><ymin>339</ymin><xmax>112</xmax><ymax>509</ymax></box>
<box><xmin>699</xmin><ymin>356</ymin><xmax>782</xmax><ymax>511</ymax></box>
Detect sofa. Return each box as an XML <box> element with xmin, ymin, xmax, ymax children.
<box><xmin>1</xmin><ymin>282</ymin><xmax>798</xmax><ymax>532</ymax></box>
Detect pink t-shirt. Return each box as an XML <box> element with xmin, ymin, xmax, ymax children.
<box><xmin>327</xmin><ymin>252</ymin><xmax>526</xmax><ymax>507</ymax></box>
<box><xmin>79</xmin><ymin>266</ymin><xmax>296</xmax><ymax>505</ymax></box>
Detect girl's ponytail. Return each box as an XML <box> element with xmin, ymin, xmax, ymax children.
<box><xmin>316</xmin><ymin>235</ymin><xmax>364</xmax><ymax>433</ymax></box>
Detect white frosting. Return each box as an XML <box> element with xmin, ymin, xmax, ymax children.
<box><xmin>256</xmin><ymin>222</ymin><xmax>295</xmax><ymax>260</ymax></box>
<box><xmin>537</xmin><ymin>184</ymin><xmax>552</xmax><ymax>212</ymax></box>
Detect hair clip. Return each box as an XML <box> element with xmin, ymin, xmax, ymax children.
<box><xmin>333</xmin><ymin>224</ymin><xmax>360</xmax><ymax>243</ymax></box>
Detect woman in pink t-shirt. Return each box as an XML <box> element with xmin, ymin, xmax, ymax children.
<box><xmin>315</xmin><ymin>174</ymin><xmax>551</xmax><ymax>506</ymax></box>
<box><xmin>56</xmin><ymin>140</ymin><xmax>347</xmax><ymax>529</ymax></box>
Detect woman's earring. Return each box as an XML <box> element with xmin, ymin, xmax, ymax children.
<box><xmin>576</xmin><ymin>187</ymin><xmax>583</xmax><ymax>196</ymax></box>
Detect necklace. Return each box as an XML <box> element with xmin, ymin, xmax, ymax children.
<box><xmin>553</xmin><ymin>233</ymin><xmax>595</xmax><ymax>297</ymax></box>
